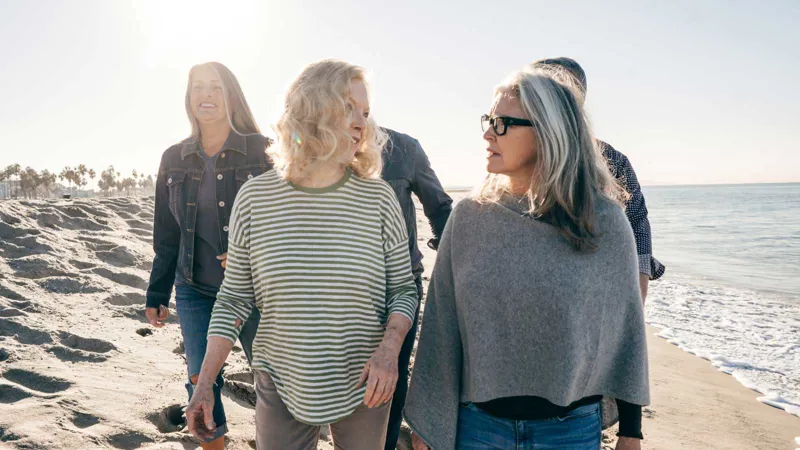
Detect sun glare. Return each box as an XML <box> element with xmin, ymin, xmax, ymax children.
<box><xmin>132</xmin><ymin>0</ymin><xmax>260</xmax><ymax>68</ymax></box>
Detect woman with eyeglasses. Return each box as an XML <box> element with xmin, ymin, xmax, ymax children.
<box><xmin>403</xmin><ymin>66</ymin><xmax>650</xmax><ymax>450</ymax></box>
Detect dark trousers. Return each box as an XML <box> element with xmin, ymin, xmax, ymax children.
<box><xmin>385</xmin><ymin>275</ymin><xmax>424</xmax><ymax>450</ymax></box>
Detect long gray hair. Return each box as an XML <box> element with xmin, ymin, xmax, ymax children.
<box><xmin>476</xmin><ymin>66</ymin><xmax>625</xmax><ymax>252</ymax></box>
<box><xmin>185</xmin><ymin>62</ymin><xmax>261</xmax><ymax>140</ymax></box>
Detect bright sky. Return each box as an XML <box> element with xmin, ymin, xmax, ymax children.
<box><xmin>1</xmin><ymin>0</ymin><xmax>798</xmax><ymax>187</ymax></box>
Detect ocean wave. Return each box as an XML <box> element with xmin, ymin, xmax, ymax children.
<box><xmin>647</xmin><ymin>276</ymin><xmax>800</xmax><ymax>418</ymax></box>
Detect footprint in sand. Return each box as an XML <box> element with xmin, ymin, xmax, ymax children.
<box><xmin>47</xmin><ymin>345</ymin><xmax>109</xmax><ymax>363</ymax></box>
<box><xmin>0</xmin><ymin>221</ymin><xmax>41</xmax><ymax>240</ymax></box>
<box><xmin>58</xmin><ymin>205</ymin><xmax>90</xmax><ymax>219</ymax></box>
<box><xmin>81</xmin><ymin>236</ymin><xmax>118</xmax><ymax>250</ymax></box>
<box><xmin>91</xmin><ymin>267</ymin><xmax>148</xmax><ymax>290</ymax></box>
<box><xmin>6</xmin><ymin>255</ymin><xmax>74</xmax><ymax>279</ymax></box>
<box><xmin>68</xmin><ymin>259</ymin><xmax>97</xmax><ymax>271</ymax></box>
<box><xmin>0</xmin><ymin>235</ymin><xmax>56</xmax><ymax>259</ymax></box>
<box><xmin>71</xmin><ymin>410</ymin><xmax>102</xmax><ymax>429</ymax></box>
<box><xmin>2</xmin><ymin>368</ymin><xmax>73</xmax><ymax>394</ymax></box>
<box><xmin>104</xmin><ymin>292</ymin><xmax>145</xmax><ymax>306</ymax></box>
<box><xmin>128</xmin><ymin>227</ymin><xmax>152</xmax><ymax>238</ymax></box>
<box><xmin>57</xmin><ymin>400</ymin><xmax>103</xmax><ymax>429</ymax></box>
<box><xmin>0</xmin><ymin>284</ymin><xmax>26</xmax><ymax>300</ymax></box>
<box><xmin>0</xmin><ymin>384</ymin><xmax>33</xmax><ymax>403</ymax></box>
<box><xmin>7</xmin><ymin>299</ymin><xmax>36</xmax><ymax>311</ymax></box>
<box><xmin>0</xmin><ymin>318</ymin><xmax>53</xmax><ymax>345</ymax></box>
<box><xmin>0</xmin><ymin>307</ymin><xmax>26</xmax><ymax>318</ymax></box>
<box><xmin>0</xmin><ymin>426</ymin><xmax>23</xmax><ymax>442</ymax></box>
<box><xmin>38</xmin><ymin>276</ymin><xmax>104</xmax><ymax>294</ymax></box>
<box><xmin>0</xmin><ymin>348</ymin><xmax>10</xmax><ymax>362</ymax></box>
<box><xmin>35</xmin><ymin>207</ymin><xmax>114</xmax><ymax>232</ymax></box>
<box><xmin>59</xmin><ymin>331</ymin><xmax>116</xmax><ymax>354</ymax></box>
<box><xmin>125</xmin><ymin>218</ymin><xmax>151</xmax><ymax>231</ymax></box>
<box><xmin>107</xmin><ymin>431</ymin><xmax>155</xmax><ymax>450</ymax></box>
<box><xmin>95</xmin><ymin>246</ymin><xmax>141</xmax><ymax>268</ymax></box>
<box><xmin>148</xmin><ymin>404</ymin><xmax>186</xmax><ymax>433</ymax></box>
<box><xmin>224</xmin><ymin>377</ymin><xmax>257</xmax><ymax>406</ymax></box>
<box><xmin>172</xmin><ymin>341</ymin><xmax>184</xmax><ymax>355</ymax></box>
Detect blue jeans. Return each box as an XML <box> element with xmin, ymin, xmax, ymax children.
<box><xmin>175</xmin><ymin>284</ymin><xmax>261</xmax><ymax>442</ymax></box>
<box><xmin>456</xmin><ymin>401</ymin><xmax>601</xmax><ymax>450</ymax></box>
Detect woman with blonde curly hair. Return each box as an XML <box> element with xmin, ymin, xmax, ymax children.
<box><xmin>184</xmin><ymin>59</ymin><xmax>419</xmax><ymax>450</ymax></box>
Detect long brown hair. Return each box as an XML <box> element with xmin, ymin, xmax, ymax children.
<box><xmin>184</xmin><ymin>62</ymin><xmax>260</xmax><ymax>140</ymax></box>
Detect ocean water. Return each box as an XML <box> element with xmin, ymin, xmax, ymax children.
<box><xmin>643</xmin><ymin>183</ymin><xmax>800</xmax><ymax>417</ymax></box>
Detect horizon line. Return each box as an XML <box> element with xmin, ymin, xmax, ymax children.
<box><xmin>444</xmin><ymin>180</ymin><xmax>800</xmax><ymax>190</ymax></box>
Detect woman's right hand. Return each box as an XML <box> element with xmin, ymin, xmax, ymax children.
<box><xmin>185</xmin><ymin>383</ymin><xmax>216</xmax><ymax>441</ymax></box>
<box><xmin>411</xmin><ymin>432</ymin><xmax>430</xmax><ymax>450</ymax></box>
<box><xmin>145</xmin><ymin>305</ymin><xmax>169</xmax><ymax>328</ymax></box>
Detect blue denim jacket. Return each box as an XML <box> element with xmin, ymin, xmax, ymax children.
<box><xmin>145</xmin><ymin>132</ymin><xmax>272</xmax><ymax>308</ymax></box>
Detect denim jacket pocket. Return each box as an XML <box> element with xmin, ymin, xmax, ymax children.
<box><xmin>235</xmin><ymin>167</ymin><xmax>266</xmax><ymax>188</ymax></box>
<box><xmin>165</xmin><ymin>171</ymin><xmax>187</xmax><ymax>222</ymax></box>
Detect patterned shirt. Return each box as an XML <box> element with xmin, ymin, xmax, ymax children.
<box><xmin>208</xmin><ymin>169</ymin><xmax>419</xmax><ymax>425</ymax></box>
<box><xmin>599</xmin><ymin>140</ymin><xmax>665</xmax><ymax>279</ymax></box>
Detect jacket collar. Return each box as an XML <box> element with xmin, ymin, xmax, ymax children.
<box><xmin>180</xmin><ymin>131</ymin><xmax>248</xmax><ymax>160</ymax></box>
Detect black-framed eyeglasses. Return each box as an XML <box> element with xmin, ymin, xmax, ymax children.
<box><xmin>481</xmin><ymin>114</ymin><xmax>534</xmax><ymax>136</ymax></box>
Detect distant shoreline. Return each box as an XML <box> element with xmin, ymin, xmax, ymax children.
<box><xmin>444</xmin><ymin>181</ymin><xmax>800</xmax><ymax>191</ymax></box>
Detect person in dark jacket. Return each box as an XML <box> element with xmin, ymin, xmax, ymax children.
<box><xmin>144</xmin><ymin>61</ymin><xmax>272</xmax><ymax>450</ymax></box>
<box><xmin>380</xmin><ymin>128</ymin><xmax>453</xmax><ymax>450</ymax></box>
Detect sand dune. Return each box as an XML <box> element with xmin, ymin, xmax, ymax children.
<box><xmin>0</xmin><ymin>198</ymin><xmax>251</xmax><ymax>449</ymax></box>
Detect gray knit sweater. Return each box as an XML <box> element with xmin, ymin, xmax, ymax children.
<box><xmin>404</xmin><ymin>195</ymin><xmax>650</xmax><ymax>449</ymax></box>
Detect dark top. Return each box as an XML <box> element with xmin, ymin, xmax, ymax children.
<box><xmin>146</xmin><ymin>131</ymin><xmax>272</xmax><ymax>308</ymax></box>
<box><xmin>600</xmin><ymin>140</ymin><xmax>665</xmax><ymax>280</ymax></box>
<box><xmin>189</xmin><ymin>150</ymin><xmax>224</xmax><ymax>293</ymax></box>
<box><xmin>381</xmin><ymin>129</ymin><xmax>453</xmax><ymax>275</ymax></box>
<box><xmin>475</xmin><ymin>396</ymin><xmax>643</xmax><ymax>439</ymax></box>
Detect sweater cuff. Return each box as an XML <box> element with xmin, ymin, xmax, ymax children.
<box><xmin>145</xmin><ymin>293</ymin><xmax>170</xmax><ymax>309</ymax></box>
<box><xmin>638</xmin><ymin>254</ymin><xmax>653</xmax><ymax>278</ymax></box>
<box><xmin>616</xmin><ymin>399</ymin><xmax>643</xmax><ymax>440</ymax></box>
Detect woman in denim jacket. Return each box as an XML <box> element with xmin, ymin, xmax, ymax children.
<box><xmin>144</xmin><ymin>61</ymin><xmax>271</xmax><ymax>450</ymax></box>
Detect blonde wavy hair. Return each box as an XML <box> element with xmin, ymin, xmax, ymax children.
<box><xmin>185</xmin><ymin>62</ymin><xmax>261</xmax><ymax>141</ymax></box>
<box><xmin>476</xmin><ymin>66</ymin><xmax>626</xmax><ymax>252</ymax></box>
<box><xmin>270</xmin><ymin>60</ymin><xmax>386</xmax><ymax>181</ymax></box>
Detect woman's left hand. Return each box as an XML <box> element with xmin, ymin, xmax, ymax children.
<box><xmin>357</xmin><ymin>344</ymin><xmax>400</xmax><ymax>408</ymax></box>
<box><xmin>616</xmin><ymin>437</ymin><xmax>641</xmax><ymax>450</ymax></box>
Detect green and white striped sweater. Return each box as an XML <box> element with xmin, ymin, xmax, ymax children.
<box><xmin>208</xmin><ymin>168</ymin><xmax>418</xmax><ymax>425</ymax></box>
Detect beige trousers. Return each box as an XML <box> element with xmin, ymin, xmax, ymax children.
<box><xmin>253</xmin><ymin>369</ymin><xmax>391</xmax><ymax>450</ymax></box>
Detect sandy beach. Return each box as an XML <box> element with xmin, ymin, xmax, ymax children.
<box><xmin>0</xmin><ymin>194</ymin><xmax>798</xmax><ymax>449</ymax></box>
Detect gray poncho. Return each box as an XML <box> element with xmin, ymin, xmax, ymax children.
<box><xmin>404</xmin><ymin>196</ymin><xmax>650</xmax><ymax>449</ymax></box>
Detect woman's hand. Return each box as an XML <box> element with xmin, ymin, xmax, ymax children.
<box><xmin>144</xmin><ymin>305</ymin><xmax>169</xmax><ymax>328</ymax></box>
<box><xmin>616</xmin><ymin>436</ymin><xmax>641</xmax><ymax>450</ymax></box>
<box><xmin>412</xmin><ymin>432</ymin><xmax>431</xmax><ymax>450</ymax></box>
<box><xmin>357</xmin><ymin>343</ymin><xmax>400</xmax><ymax>408</ymax></box>
<box><xmin>217</xmin><ymin>253</ymin><xmax>228</xmax><ymax>269</ymax></box>
<box><xmin>185</xmin><ymin>383</ymin><xmax>216</xmax><ymax>441</ymax></box>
